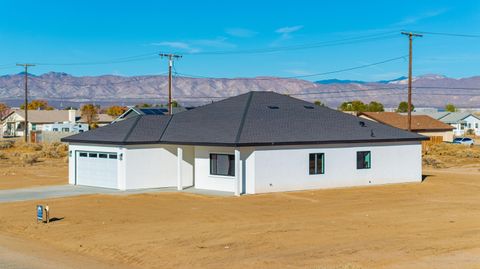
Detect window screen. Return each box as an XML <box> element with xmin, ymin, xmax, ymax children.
<box><xmin>309</xmin><ymin>153</ymin><xmax>325</xmax><ymax>175</ymax></box>
<box><xmin>357</xmin><ymin>151</ymin><xmax>371</xmax><ymax>169</ymax></box>
<box><xmin>210</xmin><ymin>154</ymin><xmax>235</xmax><ymax>176</ymax></box>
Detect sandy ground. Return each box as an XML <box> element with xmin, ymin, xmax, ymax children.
<box><xmin>0</xmin><ymin>158</ymin><xmax>67</xmax><ymax>190</ymax></box>
<box><xmin>0</xmin><ymin>167</ymin><xmax>479</xmax><ymax>269</ymax></box>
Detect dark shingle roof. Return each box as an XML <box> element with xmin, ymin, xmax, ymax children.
<box><xmin>62</xmin><ymin>91</ymin><xmax>427</xmax><ymax>146</ymax></box>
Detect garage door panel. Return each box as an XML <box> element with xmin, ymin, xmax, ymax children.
<box><xmin>76</xmin><ymin>151</ymin><xmax>118</xmax><ymax>189</ymax></box>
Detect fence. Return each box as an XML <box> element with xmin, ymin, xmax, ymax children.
<box><xmin>422</xmin><ymin>136</ymin><xmax>443</xmax><ymax>152</ymax></box>
<box><xmin>31</xmin><ymin>131</ymin><xmax>75</xmax><ymax>143</ymax></box>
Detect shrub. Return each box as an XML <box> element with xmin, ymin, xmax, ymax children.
<box><xmin>0</xmin><ymin>152</ymin><xmax>7</xmax><ymax>159</ymax></box>
<box><xmin>20</xmin><ymin>153</ymin><xmax>40</xmax><ymax>165</ymax></box>
<box><xmin>0</xmin><ymin>140</ymin><xmax>14</xmax><ymax>150</ymax></box>
<box><xmin>41</xmin><ymin>142</ymin><xmax>68</xmax><ymax>158</ymax></box>
<box><xmin>423</xmin><ymin>156</ymin><xmax>445</xmax><ymax>168</ymax></box>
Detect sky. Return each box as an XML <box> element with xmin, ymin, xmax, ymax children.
<box><xmin>1</xmin><ymin>0</ymin><xmax>480</xmax><ymax>81</ymax></box>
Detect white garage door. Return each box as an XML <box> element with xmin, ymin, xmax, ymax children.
<box><xmin>76</xmin><ymin>151</ymin><xmax>118</xmax><ymax>189</ymax></box>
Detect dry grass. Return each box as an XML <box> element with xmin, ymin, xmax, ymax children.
<box><xmin>423</xmin><ymin>143</ymin><xmax>480</xmax><ymax>168</ymax></box>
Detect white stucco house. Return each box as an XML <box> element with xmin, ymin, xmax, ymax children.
<box><xmin>62</xmin><ymin>91</ymin><xmax>427</xmax><ymax>195</ymax></box>
<box><xmin>412</xmin><ymin>112</ymin><xmax>480</xmax><ymax>136</ymax></box>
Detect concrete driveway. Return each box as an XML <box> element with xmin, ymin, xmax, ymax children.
<box><xmin>0</xmin><ymin>185</ymin><xmax>233</xmax><ymax>203</ymax></box>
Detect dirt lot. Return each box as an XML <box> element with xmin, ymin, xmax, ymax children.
<box><xmin>0</xmin><ymin>166</ymin><xmax>479</xmax><ymax>269</ymax></box>
<box><xmin>0</xmin><ymin>140</ymin><xmax>68</xmax><ymax>189</ymax></box>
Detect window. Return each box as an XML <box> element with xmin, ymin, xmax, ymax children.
<box><xmin>109</xmin><ymin>154</ymin><xmax>117</xmax><ymax>159</ymax></box>
<box><xmin>98</xmin><ymin>153</ymin><xmax>108</xmax><ymax>158</ymax></box>
<box><xmin>309</xmin><ymin>153</ymin><xmax>325</xmax><ymax>175</ymax></box>
<box><xmin>357</xmin><ymin>151</ymin><xmax>371</xmax><ymax>169</ymax></box>
<box><xmin>79</xmin><ymin>152</ymin><xmax>87</xmax><ymax>157</ymax></box>
<box><xmin>210</xmin><ymin>154</ymin><xmax>235</xmax><ymax>176</ymax></box>
<box><xmin>476</xmin><ymin>123</ymin><xmax>479</xmax><ymax>129</ymax></box>
<box><xmin>89</xmin><ymin>153</ymin><xmax>98</xmax><ymax>158</ymax></box>
<box><xmin>53</xmin><ymin>128</ymin><xmax>59</xmax><ymax>132</ymax></box>
<box><xmin>62</xmin><ymin>128</ymin><xmax>70</xmax><ymax>132</ymax></box>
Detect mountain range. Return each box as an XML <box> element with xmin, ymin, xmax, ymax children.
<box><xmin>0</xmin><ymin>72</ymin><xmax>479</xmax><ymax>108</ymax></box>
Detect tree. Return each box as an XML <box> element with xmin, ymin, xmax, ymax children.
<box><xmin>105</xmin><ymin>105</ymin><xmax>127</xmax><ymax>117</ymax></box>
<box><xmin>0</xmin><ymin>103</ymin><xmax>10</xmax><ymax>119</ymax></box>
<box><xmin>366</xmin><ymin>101</ymin><xmax>385</xmax><ymax>112</ymax></box>
<box><xmin>81</xmin><ymin>104</ymin><xmax>99</xmax><ymax>128</ymax></box>
<box><xmin>136</xmin><ymin>103</ymin><xmax>152</xmax><ymax>108</ymax></box>
<box><xmin>397</xmin><ymin>101</ymin><xmax>414</xmax><ymax>113</ymax></box>
<box><xmin>313</xmin><ymin>100</ymin><xmax>324</xmax><ymax>106</ymax></box>
<box><xmin>171</xmin><ymin>100</ymin><xmax>179</xmax><ymax>108</ymax></box>
<box><xmin>445</xmin><ymin>103</ymin><xmax>456</xmax><ymax>112</ymax></box>
<box><xmin>339</xmin><ymin>100</ymin><xmax>367</xmax><ymax>112</ymax></box>
<box><xmin>20</xmin><ymin>100</ymin><xmax>54</xmax><ymax>110</ymax></box>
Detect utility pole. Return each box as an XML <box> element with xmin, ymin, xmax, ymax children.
<box><xmin>159</xmin><ymin>53</ymin><xmax>182</xmax><ymax>115</ymax></box>
<box><xmin>401</xmin><ymin>32</ymin><xmax>422</xmax><ymax>131</ymax></box>
<box><xmin>16</xmin><ymin>63</ymin><xmax>35</xmax><ymax>143</ymax></box>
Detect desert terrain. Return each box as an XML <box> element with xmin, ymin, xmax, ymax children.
<box><xmin>0</xmin><ymin>142</ymin><xmax>479</xmax><ymax>268</ymax></box>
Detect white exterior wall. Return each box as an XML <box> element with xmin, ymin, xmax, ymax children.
<box><xmin>251</xmin><ymin>142</ymin><xmax>422</xmax><ymax>194</ymax></box>
<box><xmin>123</xmin><ymin>144</ymin><xmax>194</xmax><ymax>190</ymax></box>
<box><xmin>68</xmin><ymin>143</ymin><xmax>193</xmax><ymax>190</ymax></box>
<box><xmin>68</xmin><ymin>144</ymin><xmax>125</xmax><ymax>189</ymax></box>
<box><xmin>194</xmin><ymin>146</ymin><xmax>254</xmax><ymax>193</ymax></box>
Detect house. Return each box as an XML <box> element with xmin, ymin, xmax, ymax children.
<box><xmin>412</xmin><ymin>112</ymin><xmax>480</xmax><ymax>136</ymax></box>
<box><xmin>112</xmin><ymin>107</ymin><xmax>167</xmax><ymax>123</ymax></box>
<box><xmin>1</xmin><ymin>109</ymin><xmax>83</xmax><ymax>137</ymax></box>
<box><xmin>112</xmin><ymin>106</ymin><xmax>191</xmax><ymax>123</ymax></box>
<box><xmin>62</xmin><ymin>91</ymin><xmax>427</xmax><ymax>195</ymax></box>
<box><xmin>359</xmin><ymin>112</ymin><xmax>454</xmax><ymax>142</ymax></box>
<box><xmin>78</xmin><ymin>113</ymin><xmax>115</xmax><ymax>127</ymax></box>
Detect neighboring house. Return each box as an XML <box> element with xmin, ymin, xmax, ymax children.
<box><xmin>112</xmin><ymin>106</ymin><xmax>190</xmax><ymax>123</ymax></box>
<box><xmin>62</xmin><ymin>91</ymin><xmax>427</xmax><ymax>195</ymax></box>
<box><xmin>112</xmin><ymin>107</ymin><xmax>167</xmax><ymax>123</ymax></box>
<box><xmin>359</xmin><ymin>112</ymin><xmax>454</xmax><ymax>142</ymax></box>
<box><xmin>78</xmin><ymin>114</ymin><xmax>115</xmax><ymax>127</ymax></box>
<box><xmin>412</xmin><ymin>112</ymin><xmax>480</xmax><ymax>136</ymax></box>
<box><xmin>1</xmin><ymin>109</ymin><xmax>83</xmax><ymax>137</ymax></box>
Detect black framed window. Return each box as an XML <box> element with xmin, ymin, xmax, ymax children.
<box><xmin>309</xmin><ymin>153</ymin><xmax>325</xmax><ymax>175</ymax></box>
<box><xmin>210</xmin><ymin>154</ymin><xmax>235</xmax><ymax>176</ymax></box>
<box><xmin>79</xmin><ymin>152</ymin><xmax>87</xmax><ymax>157</ymax></box>
<box><xmin>357</xmin><ymin>151</ymin><xmax>371</xmax><ymax>169</ymax></box>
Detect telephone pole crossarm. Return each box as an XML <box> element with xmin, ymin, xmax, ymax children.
<box><xmin>159</xmin><ymin>53</ymin><xmax>182</xmax><ymax>115</ymax></box>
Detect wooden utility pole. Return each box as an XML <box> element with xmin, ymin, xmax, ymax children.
<box><xmin>159</xmin><ymin>53</ymin><xmax>182</xmax><ymax>115</ymax></box>
<box><xmin>16</xmin><ymin>63</ymin><xmax>35</xmax><ymax>142</ymax></box>
<box><xmin>401</xmin><ymin>32</ymin><xmax>422</xmax><ymax>131</ymax></box>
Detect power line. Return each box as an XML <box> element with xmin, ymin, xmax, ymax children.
<box><xmin>173</xmin><ymin>55</ymin><xmax>407</xmax><ymax>80</ymax></box>
<box><xmin>409</xmin><ymin>30</ymin><xmax>480</xmax><ymax>38</ymax></box>
<box><xmin>183</xmin><ymin>31</ymin><xmax>400</xmax><ymax>55</ymax></box>
<box><xmin>28</xmin><ymin>72</ymin><xmax>169</xmax><ymax>87</ymax></box>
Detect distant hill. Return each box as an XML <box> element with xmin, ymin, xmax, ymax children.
<box><xmin>0</xmin><ymin>72</ymin><xmax>479</xmax><ymax>108</ymax></box>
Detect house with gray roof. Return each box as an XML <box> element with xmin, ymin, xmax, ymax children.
<box><xmin>412</xmin><ymin>112</ymin><xmax>480</xmax><ymax>136</ymax></box>
<box><xmin>62</xmin><ymin>91</ymin><xmax>427</xmax><ymax>195</ymax></box>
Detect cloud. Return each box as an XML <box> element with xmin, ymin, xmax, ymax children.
<box><xmin>275</xmin><ymin>25</ymin><xmax>304</xmax><ymax>39</ymax></box>
<box><xmin>195</xmin><ymin>37</ymin><xmax>236</xmax><ymax>48</ymax></box>
<box><xmin>150</xmin><ymin>41</ymin><xmax>200</xmax><ymax>53</ymax></box>
<box><xmin>150</xmin><ymin>37</ymin><xmax>236</xmax><ymax>53</ymax></box>
<box><xmin>393</xmin><ymin>8</ymin><xmax>448</xmax><ymax>26</ymax></box>
<box><xmin>226</xmin><ymin>28</ymin><xmax>257</xmax><ymax>38</ymax></box>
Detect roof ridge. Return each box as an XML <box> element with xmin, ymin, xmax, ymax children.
<box><xmin>158</xmin><ymin>115</ymin><xmax>174</xmax><ymax>142</ymax></box>
<box><xmin>122</xmin><ymin>116</ymin><xmax>142</xmax><ymax>142</ymax></box>
<box><xmin>234</xmin><ymin>91</ymin><xmax>254</xmax><ymax>145</ymax></box>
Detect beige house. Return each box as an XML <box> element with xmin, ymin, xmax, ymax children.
<box><xmin>359</xmin><ymin>112</ymin><xmax>454</xmax><ymax>142</ymax></box>
<box><xmin>0</xmin><ymin>109</ymin><xmax>113</xmax><ymax>138</ymax></box>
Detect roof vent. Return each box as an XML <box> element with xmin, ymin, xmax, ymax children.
<box><xmin>268</xmin><ymin>106</ymin><xmax>279</xmax><ymax>109</ymax></box>
<box><xmin>304</xmin><ymin>105</ymin><xmax>314</xmax><ymax>109</ymax></box>
<box><xmin>359</xmin><ymin>121</ymin><xmax>366</xmax><ymax>127</ymax></box>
